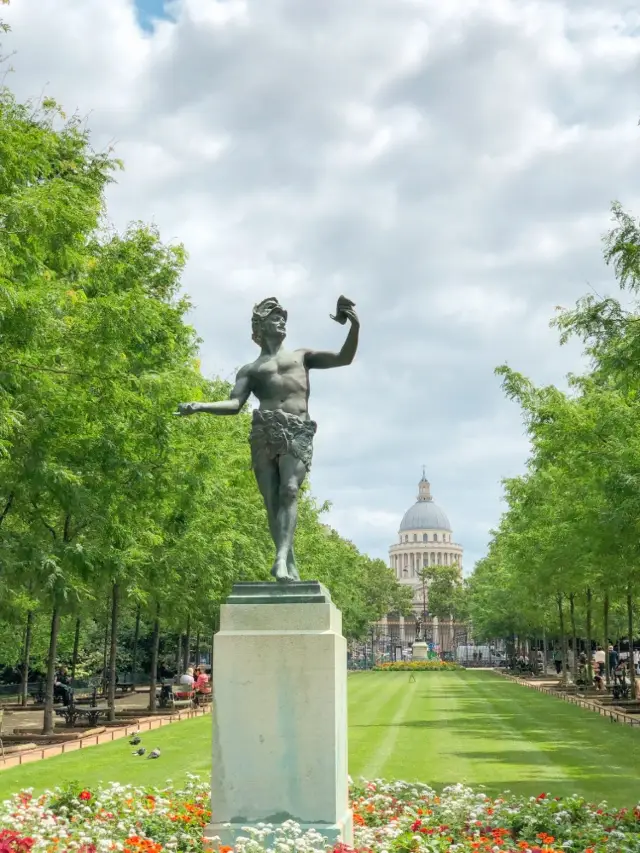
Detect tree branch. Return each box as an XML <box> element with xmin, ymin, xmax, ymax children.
<box><xmin>31</xmin><ymin>501</ymin><xmax>57</xmax><ymax>540</ymax></box>
<box><xmin>0</xmin><ymin>491</ymin><xmax>14</xmax><ymax>528</ymax></box>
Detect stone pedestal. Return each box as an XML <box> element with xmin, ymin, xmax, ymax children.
<box><xmin>205</xmin><ymin>582</ymin><xmax>352</xmax><ymax>847</ymax></box>
<box><xmin>412</xmin><ymin>641</ymin><xmax>429</xmax><ymax>661</ymax></box>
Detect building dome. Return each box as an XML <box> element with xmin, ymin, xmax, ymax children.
<box><xmin>399</xmin><ymin>470</ymin><xmax>451</xmax><ymax>532</ymax></box>
<box><xmin>400</xmin><ymin>502</ymin><xmax>451</xmax><ymax>532</ymax></box>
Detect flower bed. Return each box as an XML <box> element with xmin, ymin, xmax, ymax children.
<box><xmin>374</xmin><ymin>660</ymin><xmax>462</xmax><ymax>671</ymax></box>
<box><xmin>1</xmin><ymin>777</ymin><xmax>640</xmax><ymax>852</ymax></box>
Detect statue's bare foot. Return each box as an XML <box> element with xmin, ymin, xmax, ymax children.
<box><xmin>271</xmin><ymin>558</ymin><xmax>291</xmax><ymax>583</ymax></box>
<box><xmin>287</xmin><ymin>556</ymin><xmax>300</xmax><ymax>582</ymax></box>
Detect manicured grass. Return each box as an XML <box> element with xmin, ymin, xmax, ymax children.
<box><xmin>3</xmin><ymin>672</ymin><xmax>640</xmax><ymax>805</ymax></box>
<box><xmin>349</xmin><ymin>671</ymin><xmax>640</xmax><ymax>805</ymax></box>
<box><xmin>0</xmin><ymin>715</ymin><xmax>213</xmax><ymax>802</ymax></box>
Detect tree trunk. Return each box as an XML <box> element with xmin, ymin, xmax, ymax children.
<box><xmin>195</xmin><ymin>630</ymin><xmax>200</xmax><ymax>668</ymax></box>
<box><xmin>71</xmin><ymin>617</ymin><xmax>81</xmax><ymax>683</ymax></box>
<box><xmin>20</xmin><ymin>611</ymin><xmax>33</xmax><ymax>707</ymax></box>
<box><xmin>148</xmin><ymin>604</ymin><xmax>160</xmax><ymax>712</ymax></box>
<box><xmin>569</xmin><ymin>593</ymin><xmax>578</xmax><ymax>680</ymax></box>
<box><xmin>131</xmin><ymin>603</ymin><xmax>141</xmax><ymax>690</ymax></box>
<box><xmin>42</xmin><ymin>606</ymin><xmax>60</xmax><ymax>736</ymax></box>
<box><xmin>586</xmin><ymin>587</ymin><xmax>593</xmax><ymax>683</ymax></box>
<box><xmin>183</xmin><ymin>614</ymin><xmax>191</xmax><ymax>672</ymax></box>
<box><xmin>177</xmin><ymin>633</ymin><xmax>183</xmax><ymax>674</ymax></box>
<box><xmin>542</xmin><ymin>627</ymin><xmax>548</xmax><ymax>677</ymax></box>
<box><xmin>604</xmin><ymin>591</ymin><xmax>610</xmax><ymax>687</ymax></box>
<box><xmin>102</xmin><ymin>600</ymin><xmax>109</xmax><ymax>696</ymax></box>
<box><xmin>557</xmin><ymin>593</ymin><xmax>568</xmax><ymax>682</ymax></box>
<box><xmin>107</xmin><ymin>582</ymin><xmax>119</xmax><ymax>722</ymax></box>
<box><xmin>627</xmin><ymin>585</ymin><xmax>636</xmax><ymax>698</ymax></box>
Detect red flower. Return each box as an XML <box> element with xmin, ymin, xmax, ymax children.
<box><xmin>79</xmin><ymin>790</ymin><xmax>92</xmax><ymax>802</ymax></box>
<box><xmin>0</xmin><ymin>830</ymin><xmax>35</xmax><ymax>853</ymax></box>
<box><xmin>536</xmin><ymin>793</ymin><xmax>547</xmax><ymax>800</ymax></box>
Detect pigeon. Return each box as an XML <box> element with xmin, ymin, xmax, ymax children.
<box><xmin>132</xmin><ymin>747</ymin><xmax>146</xmax><ymax>756</ymax></box>
<box><xmin>129</xmin><ymin>736</ymin><xmax>141</xmax><ymax>746</ymax></box>
<box><xmin>147</xmin><ymin>748</ymin><xmax>161</xmax><ymax>759</ymax></box>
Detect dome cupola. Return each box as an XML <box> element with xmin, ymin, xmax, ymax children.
<box><xmin>399</xmin><ymin>468</ymin><xmax>451</xmax><ymax>532</ymax></box>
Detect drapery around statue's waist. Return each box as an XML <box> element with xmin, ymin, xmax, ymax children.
<box><xmin>249</xmin><ymin>409</ymin><xmax>317</xmax><ymax>471</ymax></box>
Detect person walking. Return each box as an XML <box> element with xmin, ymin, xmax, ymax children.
<box><xmin>594</xmin><ymin>646</ymin><xmax>606</xmax><ymax>678</ymax></box>
<box><xmin>608</xmin><ymin>645</ymin><xmax>619</xmax><ymax>678</ymax></box>
<box><xmin>553</xmin><ymin>647</ymin><xmax>563</xmax><ymax>675</ymax></box>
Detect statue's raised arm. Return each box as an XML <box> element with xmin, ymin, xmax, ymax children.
<box><xmin>303</xmin><ymin>296</ymin><xmax>359</xmax><ymax>370</ymax></box>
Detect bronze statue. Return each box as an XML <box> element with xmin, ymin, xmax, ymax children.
<box><xmin>177</xmin><ymin>296</ymin><xmax>359</xmax><ymax>582</ymax></box>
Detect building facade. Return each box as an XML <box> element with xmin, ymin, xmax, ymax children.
<box><xmin>389</xmin><ymin>471</ymin><xmax>463</xmax><ymax>616</ymax></box>
<box><xmin>378</xmin><ymin>471</ymin><xmax>465</xmax><ymax>655</ymax></box>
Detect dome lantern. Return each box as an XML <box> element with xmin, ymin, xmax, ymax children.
<box><xmin>418</xmin><ymin>466</ymin><xmax>432</xmax><ymax>502</ymax></box>
<box><xmin>398</xmin><ymin>470</ymin><xmax>451</xmax><ymax>532</ymax></box>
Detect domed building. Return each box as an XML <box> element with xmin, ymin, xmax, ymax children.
<box><xmin>383</xmin><ymin>471</ymin><xmax>464</xmax><ymax>654</ymax></box>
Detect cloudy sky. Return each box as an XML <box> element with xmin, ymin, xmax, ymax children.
<box><xmin>3</xmin><ymin>0</ymin><xmax>640</xmax><ymax>571</ymax></box>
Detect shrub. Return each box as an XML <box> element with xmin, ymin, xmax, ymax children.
<box><xmin>373</xmin><ymin>660</ymin><xmax>462</xmax><ymax>671</ymax></box>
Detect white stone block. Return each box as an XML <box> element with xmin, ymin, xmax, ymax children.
<box><xmin>205</xmin><ymin>583</ymin><xmax>352</xmax><ymax>847</ymax></box>
<box><xmin>412</xmin><ymin>641</ymin><xmax>429</xmax><ymax>661</ymax></box>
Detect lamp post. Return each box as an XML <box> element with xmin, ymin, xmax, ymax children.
<box><xmin>418</xmin><ymin>566</ymin><xmax>428</xmax><ymax>642</ymax></box>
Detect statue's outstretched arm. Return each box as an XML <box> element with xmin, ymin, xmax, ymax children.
<box><xmin>176</xmin><ymin>366</ymin><xmax>251</xmax><ymax>416</ymax></box>
<box><xmin>304</xmin><ymin>306</ymin><xmax>359</xmax><ymax>370</ymax></box>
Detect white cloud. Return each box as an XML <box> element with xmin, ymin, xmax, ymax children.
<box><xmin>3</xmin><ymin>0</ymin><xmax>639</xmax><ymax>573</ymax></box>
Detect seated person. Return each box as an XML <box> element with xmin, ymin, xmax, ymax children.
<box><xmin>175</xmin><ymin>666</ymin><xmax>195</xmax><ymax>700</ymax></box>
<box><xmin>194</xmin><ymin>666</ymin><xmax>211</xmax><ymax>693</ymax></box>
<box><xmin>54</xmin><ymin>667</ymin><xmax>72</xmax><ymax>706</ymax></box>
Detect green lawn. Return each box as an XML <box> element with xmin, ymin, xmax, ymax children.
<box><xmin>2</xmin><ymin>671</ymin><xmax>640</xmax><ymax>806</ymax></box>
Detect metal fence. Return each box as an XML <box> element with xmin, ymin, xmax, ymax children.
<box><xmin>348</xmin><ymin>619</ymin><xmax>476</xmax><ymax>669</ymax></box>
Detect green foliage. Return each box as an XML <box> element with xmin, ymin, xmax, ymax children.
<box><xmin>418</xmin><ymin>562</ymin><xmax>467</xmax><ymax>622</ymax></box>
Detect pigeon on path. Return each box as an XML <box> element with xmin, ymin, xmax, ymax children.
<box><xmin>148</xmin><ymin>748</ymin><xmax>161</xmax><ymax>759</ymax></box>
<box><xmin>132</xmin><ymin>747</ymin><xmax>146</xmax><ymax>756</ymax></box>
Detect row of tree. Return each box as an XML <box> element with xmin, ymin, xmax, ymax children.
<box><xmin>0</xmin><ymin>21</ymin><xmax>412</xmax><ymax>733</ymax></box>
<box><xmin>468</xmin><ymin>201</ymin><xmax>640</xmax><ymax>693</ymax></box>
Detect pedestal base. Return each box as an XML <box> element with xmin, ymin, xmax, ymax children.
<box><xmin>208</xmin><ymin>582</ymin><xmax>352</xmax><ymax>848</ymax></box>
<box><xmin>412</xmin><ymin>641</ymin><xmax>429</xmax><ymax>661</ymax></box>
<box><xmin>205</xmin><ymin>811</ymin><xmax>353</xmax><ymax>848</ymax></box>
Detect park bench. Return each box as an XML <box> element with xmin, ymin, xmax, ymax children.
<box><xmin>54</xmin><ymin>697</ymin><xmax>110</xmax><ymax>728</ymax></box>
<box><xmin>158</xmin><ymin>683</ymin><xmax>194</xmax><ymax>711</ymax></box>
<box><xmin>69</xmin><ymin>678</ymin><xmax>102</xmax><ymax>705</ymax></box>
<box><xmin>195</xmin><ymin>689</ymin><xmax>212</xmax><ymax>707</ymax></box>
<box><xmin>29</xmin><ymin>682</ymin><xmax>46</xmax><ymax>704</ymax></box>
<box><xmin>116</xmin><ymin>672</ymin><xmax>136</xmax><ymax>693</ymax></box>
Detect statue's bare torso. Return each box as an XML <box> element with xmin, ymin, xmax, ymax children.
<box><xmin>242</xmin><ymin>349</ymin><xmax>310</xmax><ymax>417</ymax></box>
